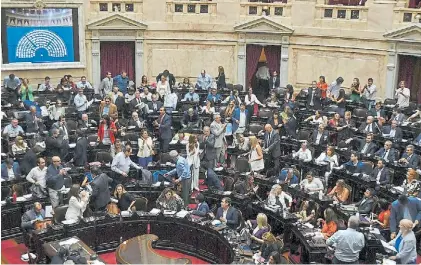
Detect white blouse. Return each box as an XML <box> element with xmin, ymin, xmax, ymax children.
<box><xmin>137</xmin><ymin>137</ymin><xmax>154</xmax><ymax>157</ymax></box>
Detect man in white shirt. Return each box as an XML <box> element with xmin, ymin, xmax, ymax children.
<box><xmin>3</xmin><ymin>119</ymin><xmax>24</xmax><ymax>138</ymax></box>
<box><xmin>38</xmin><ymin>76</ymin><xmax>53</xmax><ymax>92</ymax></box>
<box><xmin>300</xmin><ymin>172</ymin><xmax>324</xmax><ymax>194</ymax></box>
<box><xmin>364</xmin><ymin>78</ymin><xmax>377</xmax><ymax>110</ymax></box>
<box><xmin>292</xmin><ymin>141</ymin><xmax>312</xmax><ymax>162</ymax></box>
<box><xmin>111</xmin><ymin>147</ymin><xmax>141</xmax><ymax>186</ymax></box>
<box><xmin>26</xmin><ymin>158</ymin><xmax>47</xmax><ymax>197</ymax></box>
<box><xmin>140</xmin><ymin>87</ymin><xmax>152</xmax><ymax>102</ymax></box>
<box><xmin>395</xmin><ymin>81</ymin><xmax>410</xmax><ymax>108</ymax></box>
<box><xmin>210</xmin><ymin>113</ymin><xmax>227</xmax><ymax>166</ymax></box>
<box><xmin>73</xmin><ymin>88</ymin><xmax>88</xmax><ymax>116</ymax></box>
<box><xmin>76</xmin><ymin>76</ymin><xmax>93</xmax><ymax>90</ymax></box>
<box><xmin>163</xmin><ymin>91</ymin><xmax>178</xmax><ymax>111</ymax></box>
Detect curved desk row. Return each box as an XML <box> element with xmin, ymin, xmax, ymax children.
<box><xmin>32</xmin><ymin>213</ymin><xmax>238</xmax><ymax>264</ymax></box>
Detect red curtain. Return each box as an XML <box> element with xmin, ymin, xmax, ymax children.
<box><xmin>100</xmin><ymin>42</ymin><xmax>135</xmax><ymax>82</ymax></box>
<box><xmin>265</xmin><ymin>45</ymin><xmax>281</xmax><ymax>76</ymax></box>
<box><xmin>246</xmin><ymin>45</ymin><xmax>262</xmax><ymax>87</ymax></box>
<box><xmin>398</xmin><ymin>55</ymin><xmax>415</xmax><ymax>93</ymax></box>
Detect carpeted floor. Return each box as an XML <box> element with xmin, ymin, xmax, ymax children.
<box><xmin>1</xmin><ymin>239</ymin><xmax>208</xmax><ymax>264</ymax></box>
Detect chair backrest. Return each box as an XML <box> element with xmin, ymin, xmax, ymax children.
<box><xmin>235</xmin><ymin>157</ymin><xmax>250</xmax><ymax>173</ymax></box>
<box><xmin>133</xmin><ymin>197</ymin><xmax>148</xmax><ymax>212</ymax></box>
<box><xmin>259</xmin><ymin>108</ymin><xmax>273</xmax><ymax>119</ymax></box>
<box><xmin>353</xmin><ymin>108</ymin><xmax>367</xmax><ymax>118</ymax></box>
<box><xmin>249</xmin><ymin>123</ymin><xmax>263</xmax><ymax>135</ymax></box>
<box><xmin>233</xmin><ymin>182</ymin><xmax>243</xmax><ymax>194</ymax></box>
<box><xmin>160</xmin><ymin>153</ymin><xmax>173</xmax><ymax>164</ymax></box>
<box><xmin>298</xmin><ymin>130</ymin><xmax>311</xmax><ymax>141</ymax></box>
<box><xmin>233</xmin><ymin>84</ymin><xmax>243</xmax><ymax>92</ymax></box>
<box><xmin>361</xmin><ymin>162</ymin><xmax>374</xmax><ymax>175</ymax></box>
<box><xmin>96</xmin><ymin>152</ymin><xmax>113</xmax><ymax>164</ymax></box>
<box><xmin>87</xmin><ymin>134</ymin><xmax>98</xmax><ymax>143</ymax></box>
<box><xmin>226</xmin><ymin>83</ymin><xmax>234</xmax><ymax>91</ymax></box>
<box><xmin>236</xmin><ymin>209</ymin><xmax>245</xmax><ymax>232</ymax></box>
<box><xmin>63</xmin><ymin>176</ymin><xmax>72</xmax><ymax>188</ymax></box>
<box><xmin>54</xmin><ymin>205</ymin><xmax>69</xmax><ymax>224</ymax></box>
<box><xmin>66</xmin><ymin>120</ymin><xmax>77</xmax><ymax>132</ymax></box>
<box><xmin>124</xmin><ymin>133</ymin><xmax>138</xmax><ymax>143</ymax></box>
<box><xmin>384</xmin><ymin>98</ymin><xmax>397</xmax><ymax>106</ymax></box>
<box><xmin>223</xmin><ymin>176</ymin><xmax>234</xmax><ymax>191</ymax></box>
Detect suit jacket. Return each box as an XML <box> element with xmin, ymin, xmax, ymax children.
<box><xmin>232</xmin><ymin>108</ymin><xmax>249</xmax><ymax>133</ymax></box>
<box><xmin>216</xmin><ymin>206</ymin><xmax>239</xmax><ymax>229</ymax></box>
<box><xmin>129</xmin><ymin>97</ymin><xmax>144</xmax><ymax>113</ymax></box>
<box><xmin>191</xmin><ymin>201</ymin><xmax>210</xmax><ymax>216</ymax></box>
<box><xmin>91</xmin><ymin>173</ymin><xmax>112</xmax><ymax>209</ymax></box>
<box><xmin>147</xmin><ymin>101</ymin><xmax>163</xmax><ymax>114</ymax></box>
<box><xmin>269</xmin><ymin>76</ymin><xmax>280</xmax><ymax>89</ymax></box>
<box><xmin>390</xmin><ymin>113</ymin><xmax>406</xmax><ymax>125</ymax></box>
<box><xmin>74</xmin><ymin>137</ymin><xmax>88</xmax><ymax>166</ymax></box>
<box><xmin>359</xmin><ymin>122</ymin><xmax>380</xmax><ymax>134</ymax></box>
<box><xmin>1</xmin><ymin>162</ymin><xmax>21</xmax><ymax>180</ymax></box>
<box><xmin>99</xmin><ymin>102</ymin><xmax>118</xmax><ymax>119</ymax></box>
<box><xmin>283</xmin><ymin>117</ymin><xmax>297</xmax><ymax>139</ymax></box>
<box><xmin>401</xmin><ymin>153</ymin><xmax>420</xmax><ymax>168</ymax></box>
<box><xmin>210</xmin><ymin>121</ymin><xmax>225</xmax><ymax>148</ymax></box>
<box><xmin>264</xmin><ymin>130</ymin><xmax>281</xmax><ymax>158</ymax></box>
<box><xmin>382</xmin><ymin>126</ymin><xmax>403</xmax><ymax>141</ymax></box>
<box><xmin>390</xmin><ymin>197</ymin><xmax>421</xmax><ymax>233</ymax></box>
<box><xmin>128</xmin><ymin>119</ymin><xmax>143</xmax><ymax>129</ymax></box>
<box><xmin>45</xmin><ymin>136</ymin><xmax>62</xmax><ymax>157</ymax></box>
<box><xmin>200</xmin><ymin>134</ymin><xmax>216</xmax><ymax>161</ymax></box>
<box><xmin>375</xmin><ymin>148</ymin><xmax>396</xmax><ymax>162</ymax></box>
<box><xmin>339</xmin><ymin>119</ymin><xmax>356</xmax><ymax>140</ymax></box>
<box><xmin>368</xmin><ymin>108</ymin><xmax>386</xmax><ymax>119</ymax></box>
<box><xmin>371</xmin><ymin>167</ymin><xmax>390</xmax><ymax>185</ymax></box>
<box><xmin>357</xmin><ymin>139</ymin><xmax>378</xmax><ymax>156</ymax></box>
<box><xmin>25</xmin><ymin>113</ymin><xmax>40</xmax><ymax>133</ymax></box>
<box><xmin>312</xmin><ymin>129</ymin><xmax>329</xmax><ymax>146</ymax></box>
<box><xmin>159</xmin><ymin>114</ymin><xmax>172</xmax><ymax>140</ymax></box>
<box><xmin>216</xmin><ymin>73</ymin><xmax>226</xmax><ymax>89</ymax></box>
<box><xmin>46</xmin><ymin>164</ymin><xmax>64</xmax><ymax>190</ymax></box>
<box><xmin>306</xmin><ymin>87</ymin><xmax>322</xmax><ymax>110</ymax></box>
<box><xmin>355</xmin><ymin>197</ymin><xmax>375</xmax><ymax>214</ymax></box>
<box><xmin>206</xmin><ymin>168</ymin><xmax>223</xmax><ymax>191</ymax></box>
<box><xmin>20</xmin><ymin>149</ymin><xmax>37</xmax><ymax>175</ymax></box>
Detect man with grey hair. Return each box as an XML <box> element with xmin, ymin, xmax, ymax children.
<box><xmin>199</xmin><ymin>126</ymin><xmax>216</xmax><ymax>169</ymax></box>
<box><xmin>210</xmin><ymin>113</ymin><xmax>226</xmax><ymax>166</ymax></box>
<box><xmin>326</xmin><ymin>215</ymin><xmax>365</xmax><ymax>264</ymax></box>
<box><xmin>164</xmin><ymin>150</ymin><xmax>191</xmax><ymax>205</ymax></box>
<box><xmin>359</xmin><ymin>115</ymin><xmax>379</xmax><ymax>134</ymax></box>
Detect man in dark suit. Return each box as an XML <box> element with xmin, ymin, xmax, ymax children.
<box><xmin>306</xmin><ymin>81</ymin><xmax>322</xmax><ymax>110</ymax></box>
<box><xmin>371</xmin><ymin>159</ymin><xmax>390</xmax><ymax>185</ymax></box>
<box><xmin>359</xmin><ymin>116</ymin><xmax>380</xmax><ymax>134</ymax></box>
<box><xmin>128</xmin><ymin>111</ymin><xmax>144</xmax><ymax>130</ymax></box>
<box><xmin>215</xmin><ymin>197</ymin><xmax>239</xmax><ymax>229</ymax></box>
<box><xmin>77</xmin><ymin>114</ymin><xmax>97</xmax><ymax>130</ymax></box>
<box><xmin>156</xmin><ymin>70</ymin><xmax>176</xmax><ymax>89</ymax></box>
<box><xmin>356</xmin><ymin>133</ymin><xmax>378</xmax><ymax>156</ymax></box>
<box><xmin>368</xmin><ymin>102</ymin><xmax>386</xmax><ymax>119</ymax></box>
<box><xmin>129</xmin><ymin>90</ymin><xmax>148</xmax><ymax>116</ymax></box>
<box><xmin>399</xmin><ymin>145</ymin><xmax>419</xmax><ymax>168</ymax></box>
<box><xmin>25</xmin><ymin>106</ymin><xmax>41</xmax><ymax>133</ymax></box>
<box><xmin>382</xmin><ymin>120</ymin><xmax>403</xmax><ymax>141</ymax></box>
<box><xmin>154</xmin><ymin>107</ymin><xmax>172</xmax><ymax>153</ymax></box>
<box><xmin>389</xmin><ymin>108</ymin><xmax>406</xmax><ymax>126</ymax></box>
<box><xmin>182</xmin><ymin>108</ymin><xmax>199</xmax><ymax>128</ymax></box>
<box><xmin>375</xmin><ymin>141</ymin><xmax>396</xmax><ymax>163</ymax></box>
<box><xmin>21</xmin><ymin>145</ymin><xmax>43</xmax><ymax>175</ymax></box>
<box><xmin>200</xmin><ymin>127</ymin><xmax>216</xmax><ymax>169</ymax></box>
<box><xmin>263</xmin><ymin>124</ymin><xmax>281</xmax><ymax>171</ymax></box>
<box><xmin>269</xmin><ymin>71</ymin><xmax>280</xmax><ymax>90</ymax></box>
<box><xmin>355</xmin><ymin>188</ymin><xmax>375</xmax><ymax>215</ymax></box>
<box><xmin>45</xmin><ymin>129</ymin><xmax>62</xmax><ymax>158</ymax></box>
<box><xmin>191</xmin><ymin>193</ymin><xmax>210</xmax><ymax>216</ymax></box>
<box><xmin>46</xmin><ymin>156</ymin><xmax>65</xmax><ymax>208</ymax></box>
<box><xmin>147</xmin><ymin>94</ymin><xmax>163</xmax><ymax>114</ymax></box>
<box><xmin>90</xmin><ymin>167</ymin><xmax>112</xmax><ymax>211</ymax></box>
<box><xmin>312</xmin><ymin>124</ymin><xmax>329</xmax><ymax>146</ymax></box>
<box><xmin>205</xmin><ymin>168</ymin><xmax>223</xmax><ymax>191</ymax></box>
<box><xmin>73</xmin><ymin>130</ymin><xmax>88</xmax><ymax>167</ymax></box>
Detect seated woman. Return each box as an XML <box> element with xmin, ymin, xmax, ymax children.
<box><xmin>171</xmin><ymin>132</ymin><xmax>190</xmax><ymax>144</ymax></box>
<box><xmin>156</xmin><ymin>188</ymin><xmax>185</xmax><ymax>212</ymax></box>
<box><xmin>327</xmin><ymin>179</ymin><xmax>350</xmax><ymax>204</ymax></box>
<box><xmin>259</xmin><ymin>232</ymin><xmax>281</xmax><ymax>260</ymax></box>
<box><xmin>267</xmin><ymin>111</ymin><xmax>283</xmax><ymax>133</ymax></box>
<box><xmin>247</xmin><ymin>213</ymin><xmax>270</xmax><ymax>244</ymax></box>
<box><xmin>11</xmin><ymin>136</ymin><xmax>29</xmax><ymax>156</ymax></box>
<box><xmin>402</xmin><ymin>168</ymin><xmax>420</xmax><ymax>197</ymax></box>
<box><xmin>267</xmin><ymin>184</ymin><xmax>292</xmax><ymax>209</ymax></box>
<box><xmin>139</xmin><ymin>75</ymin><xmax>149</xmax><ymax>89</ymax></box>
<box><xmin>317</xmin><ymin>208</ymin><xmax>338</xmax><ymax>239</ymax></box>
<box><xmin>114</xmin><ymin>184</ymin><xmax>136</xmax><ymax>212</ymax></box>
<box><xmin>180</xmin><ymin>77</ymin><xmax>192</xmax><ymax>89</ymax></box>
<box><xmin>388</xmin><ymin>219</ymin><xmax>417</xmax><ymax>264</ymax></box>
<box><xmin>304</xmin><ymin>110</ymin><xmax>326</xmax><ymax>125</ymax></box>
<box><xmin>224</xmin><ymin>100</ymin><xmax>236</xmax><ymax>121</ymax></box>
<box><xmin>12</xmin><ymin>184</ymin><xmax>24</xmax><ymax>201</ymax></box>
<box><xmin>65</xmin><ymin>184</ymin><xmax>89</xmax><ymax>221</ymax></box>
<box><xmin>373</xmin><ymin>199</ymin><xmax>391</xmax><ymax>240</ymax></box>
<box><xmin>296</xmin><ymin>200</ymin><xmax>317</xmax><ymax>224</ymax></box>
<box><xmin>268</xmin><ymin>251</ymin><xmax>288</xmax><ymax>264</ymax></box>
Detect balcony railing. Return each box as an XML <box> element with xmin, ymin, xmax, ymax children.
<box><xmin>166</xmin><ymin>0</ymin><xmax>217</xmax><ymax>15</ymax></box>
<box><xmin>316</xmin><ymin>4</ymin><xmax>368</xmax><ymax>21</ymax></box>
<box><xmin>394</xmin><ymin>8</ymin><xmax>421</xmax><ymax>23</ymax></box>
<box><xmin>240</xmin><ymin>1</ymin><xmax>291</xmax><ymax>17</ymax></box>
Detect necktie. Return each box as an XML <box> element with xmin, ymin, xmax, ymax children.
<box><xmin>362</xmin><ymin>143</ymin><xmax>369</xmax><ymax>154</ymax></box>
<box><xmin>154</xmin><ymin>103</ymin><xmax>157</xmax><ymax>111</ymax></box>
<box><xmin>267</xmin><ymin>133</ymin><xmax>271</xmax><ymax>146</ymax></box>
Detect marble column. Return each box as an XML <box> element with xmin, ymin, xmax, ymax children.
<box><xmin>280</xmin><ymin>44</ymin><xmax>289</xmax><ymax>87</ymax></box>
<box><xmin>385</xmin><ymin>43</ymin><xmax>397</xmax><ymax>99</ymax></box>
<box><xmin>237</xmin><ymin>42</ymin><xmax>246</xmax><ymax>90</ymax></box>
<box><xmin>91</xmin><ymin>38</ymin><xmax>101</xmax><ymax>92</ymax></box>
<box><xmin>135</xmin><ymin>38</ymin><xmax>144</xmax><ymax>86</ymax></box>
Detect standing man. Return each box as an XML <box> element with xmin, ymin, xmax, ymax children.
<box><xmin>73</xmin><ymin>88</ymin><xmax>88</xmax><ymax>117</ymax></box>
<box><xmin>114</xmin><ymin>71</ymin><xmax>130</xmax><ymax>95</ymax></box>
<box><xmin>307</xmin><ymin>81</ymin><xmax>322</xmax><ymax>110</ymax></box>
<box><xmin>111</xmin><ymin>147</ymin><xmax>141</xmax><ymax>188</ymax></box>
<box><xmin>165</xmin><ymin>150</ymin><xmax>191</xmax><ymax>205</ymax></box>
<box><xmin>99</xmin><ymin>72</ymin><xmax>113</xmax><ymax>97</ymax></box>
<box><xmin>154</xmin><ymin>107</ymin><xmax>172</xmax><ymax>153</ymax></box>
<box><xmin>326</xmin><ymin>216</ymin><xmax>365</xmax><ymax>264</ymax></box>
<box><xmin>196</xmin><ymin>70</ymin><xmax>213</xmax><ymax>90</ymax></box>
<box><xmin>363</xmin><ymin>78</ymin><xmax>377</xmax><ymax>110</ymax></box>
<box><xmin>90</xmin><ymin>166</ymin><xmax>112</xmax><ymax>211</ymax></box>
<box><xmin>26</xmin><ymin>158</ymin><xmax>47</xmax><ymax>198</ymax></box>
<box><xmin>210</xmin><ymin>113</ymin><xmax>226</xmax><ymax>166</ymax></box>
<box><xmin>389</xmin><ymin>195</ymin><xmax>421</xmax><ymax>239</ymax></box>
<box><xmin>46</xmin><ymin>156</ymin><xmax>66</xmax><ymax>209</ymax></box>
<box><xmin>263</xmin><ymin>124</ymin><xmax>281</xmax><ymax>171</ymax></box>
<box><xmin>395</xmin><ymin>81</ymin><xmax>410</xmax><ymax>108</ymax></box>
<box><xmin>269</xmin><ymin>71</ymin><xmax>280</xmax><ymax>91</ymax></box>
<box><xmin>3</xmin><ymin>73</ymin><xmax>21</xmax><ymax>102</ymax></box>
<box><xmin>200</xmin><ymin>126</ymin><xmax>217</xmax><ymax>169</ymax></box>
<box><xmin>25</xmin><ymin>106</ymin><xmax>41</xmax><ymax>133</ymax></box>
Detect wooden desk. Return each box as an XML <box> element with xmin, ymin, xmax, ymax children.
<box><xmin>116</xmin><ymin>234</ymin><xmax>191</xmax><ymax>264</ymax></box>
<box><xmin>43</xmin><ymin>236</ymin><xmax>103</xmax><ymax>263</ymax></box>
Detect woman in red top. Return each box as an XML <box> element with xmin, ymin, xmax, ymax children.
<box><xmin>328</xmin><ymin>113</ymin><xmax>342</xmax><ymax>145</ymax></box>
<box><xmin>97</xmin><ymin>115</ymin><xmax>117</xmax><ymax>147</ymax></box>
<box><xmin>318</xmin><ymin>208</ymin><xmax>338</xmax><ymax>239</ymax></box>
<box><xmin>317</xmin><ymin>76</ymin><xmax>328</xmax><ymax>99</ymax></box>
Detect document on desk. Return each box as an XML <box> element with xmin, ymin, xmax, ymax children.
<box><xmin>381</xmin><ymin>240</ymin><xmax>397</xmax><ymax>254</ymax></box>
<box><xmin>59</xmin><ymin>238</ymin><xmax>79</xmax><ymax>246</ymax></box>
<box><xmin>45</xmin><ymin>206</ymin><xmax>53</xmax><ymax>218</ymax></box>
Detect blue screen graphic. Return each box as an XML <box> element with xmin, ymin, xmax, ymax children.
<box><xmin>7</xmin><ymin>26</ymin><xmax>74</xmax><ymax>63</ymax></box>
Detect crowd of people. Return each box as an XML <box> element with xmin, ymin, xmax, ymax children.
<box><xmin>2</xmin><ymin>68</ymin><xmax>421</xmax><ymax>264</ymax></box>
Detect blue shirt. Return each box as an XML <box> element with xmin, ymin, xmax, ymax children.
<box><xmin>278</xmin><ymin>170</ymin><xmax>299</xmax><ymax>185</ymax></box>
<box><xmin>114</xmin><ymin>75</ymin><xmax>130</xmax><ymax>94</ymax></box>
<box><xmin>207</xmin><ymin>93</ymin><xmax>222</xmax><ymax>103</ymax></box>
<box><xmin>102</xmin><ymin>106</ymin><xmax>110</xmax><ymax>116</ymax></box>
<box><xmin>3</xmin><ymin>76</ymin><xmax>21</xmax><ymax>89</ymax></box>
<box><xmin>168</xmin><ymin>156</ymin><xmax>190</xmax><ymax>180</ymax></box>
<box><xmin>197</xmin><ymin>74</ymin><xmax>213</xmax><ymax>90</ymax></box>
<box><xmin>183</xmin><ymin>92</ymin><xmax>200</xmax><ymax>102</ymax></box>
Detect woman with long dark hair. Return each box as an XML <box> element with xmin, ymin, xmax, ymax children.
<box><xmin>350</xmin><ymin>77</ymin><xmax>362</xmax><ymax>102</ymax></box>
<box><xmin>65</xmin><ymin>184</ymin><xmax>89</xmax><ymax>221</ymax></box>
<box><xmin>216</xmin><ymin>66</ymin><xmax>226</xmax><ymax>89</ymax></box>
<box><xmin>332</xmin><ymin>88</ymin><xmax>346</xmax><ymax>117</ymax></box>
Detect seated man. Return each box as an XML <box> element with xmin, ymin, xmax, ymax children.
<box><xmin>399</xmin><ymin>145</ymin><xmax>419</xmax><ymax>168</ymax></box>
<box><xmin>1</xmin><ymin>158</ymin><xmax>22</xmax><ymax>181</ymax></box>
<box><xmin>299</xmin><ymin>171</ymin><xmax>324</xmax><ymax>194</ymax></box>
<box><xmin>336</xmin><ymin>152</ymin><xmax>364</xmax><ymax>174</ymax></box>
<box><xmin>77</xmin><ymin>113</ymin><xmax>97</xmax><ymax>130</ymax></box>
<box><xmin>371</xmin><ymin>159</ymin><xmax>390</xmax><ymax>186</ymax></box>
<box><xmin>182</xmin><ymin>108</ymin><xmax>199</xmax><ymax>128</ymax></box>
<box><xmin>128</xmin><ymin>111</ymin><xmax>144</xmax><ymax>129</ymax></box>
<box><xmin>76</xmin><ymin>76</ymin><xmax>93</xmax><ymax>90</ymax></box>
<box><xmin>207</xmin><ymin>88</ymin><xmax>222</xmax><ymax>104</ymax></box>
<box><xmin>196</xmin><ymin>70</ymin><xmax>213</xmax><ymax>90</ymax></box>
<box><xmin>21</xmin><ymin>202</ymin><xmax>45</xmax><ymax>231</ymax></box>
<box><xmin>2</xmin><ymin>119</ymin><xmax>24</xmax><ymax>138</ymax></box>
<box><xmin>374</xmin><ymin>140</ymin><xmax>396</xmax><ymax>163</ymax></box>
<box><xmin>382</xmin><ymin>120</ymin><xmax>403</xmax><ymax>141</ymax></box>
<box><xmin>355</xmin><ymin>188</ymin><xmax>375</xmax><ymax>214</ymax></box>
<box><xmin>368</xmin><ymin>102</ymin><xmax>386</xmax><ymax>119</ymax></box>
<box><xmin>389</xmin><ymin>108</ymin><xmax>406</xmax><ymax>126</ymax></box>
<box><xmin>359</xmin><ymin>116</ymin><xmax>380</xmax><ymax>134</ymax></box>
<box><xmin>292</xmin><ymin>141</ymin><xmax>312</xmax><ymax>162</ymax></box>
<box><xmin>147</xmin><ymin>94</ymin><xmax>163</xmax><ymax>114</ymax></box>
<box><xmin>312</xmin><ymin>124</ymin><xmax>329</xmax><ymax>146</ymax></box>
<box><xmin>183</xmin><ymin>87</ymin><xmax>200</xmax><ymax>103</ymax></box>
<box><xmin>278</xmin><ymin>168</ymin><xmax>299</xmax><ymax>186</ymax></box>
<box><xmin>191</xmin><ymin>193</ymin><xmax>210</xmax><ymax>217</ymax></box>
<box><xmin>140</xmin><ymin>87</ymin><xmax>152</xmax><ymax>102</ymax></box>
<box><xmin>355</xmin><ymin>133</ymin><xmax>378</xmax><ymax>156</ymax></box>
<box><xmin>215</xmin><ymin>197</ymin><xmax>239</xmax><ymax>229</ymax></box>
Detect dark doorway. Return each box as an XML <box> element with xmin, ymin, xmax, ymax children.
<box><xmin>397</xmin><ymin>55</ymin><xmax>421</xmax><ymax>103</ymax></box>
<box><xmin>100</xmin><ymin>41</ymin><xmax>135</xmax><ymax>81</ymax></box>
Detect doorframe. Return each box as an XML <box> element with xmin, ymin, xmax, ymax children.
<box><xmin>99</xmin><ymin>40</ymin><xmax>136</xmax><ymax>84</ymax></box>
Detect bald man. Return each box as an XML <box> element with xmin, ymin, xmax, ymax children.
<box><xmin>46</xmin><ymin>156</ymin><xmax>66</xmax><ymax>208</ymax></box>
<box><xmin>263</xmin><ymin>124</ymin><xmax>281</xmax><ymax>171</ymax></box>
